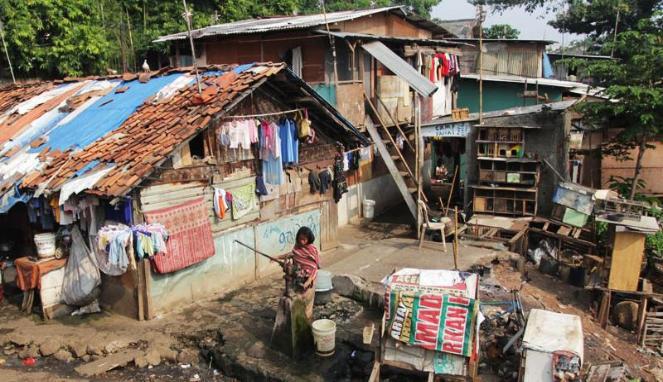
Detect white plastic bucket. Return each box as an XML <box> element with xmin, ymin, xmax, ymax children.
<box><xmin>362</xmin><ymin>199</ymin><xmax>376</xmax><ymax>219</ymax></box>
<box><xmin>34</xmin><ymin>233</ymin><xmax>56</xmax><ymax>259</ymax></box>
<box><xmin>315</xmin><ymin>270</ymin><xmax>333</xmax><ymax>292</ymax></box>
<box><xmin>311</xmin><ymin>319</ymin><xmax>336</xmax><ymax>357</ymax></box>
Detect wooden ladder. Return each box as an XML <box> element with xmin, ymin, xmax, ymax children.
<box><xmin>364</xmin><ymin>95</ymin><xmax>422</xmax><ymax>221</ymax></box>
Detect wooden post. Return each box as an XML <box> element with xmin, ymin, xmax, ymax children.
<box><xmin>453</xmin><ymin>207</ymin><xmax>459</xmax><ymax>270</ymax></box>
<box><xmin>143</xmin><ymin>260</ymin><xmax>154</xmax><ymax>320</ymax></box>
<box><xmin>445</xmin><ymin>165</ymin><xmax>459</xmax><ymax>216</ymax></box>
<box><xmin>415</xmin><ymin>95</ymin><xmax>423</xmax><ymax>237</ymax></box>
<box><xmin>636</xmin><ymin>294</ymin><xmax>648</xmax><ymax>344</ymax></box>
<box><xmin>598</xmin><ymin>290</ymin><xmax>612</xmax><ymax>329</ymax></box>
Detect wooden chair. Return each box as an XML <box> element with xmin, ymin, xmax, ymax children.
<box><xmin>418</xmin><ymin>200</ymin><xmax>451</xmax><ymax>251</ymax></box>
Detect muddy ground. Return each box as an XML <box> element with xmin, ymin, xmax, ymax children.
<box><xmin>0</xmin><ymin>222</ymin><xmax>662</xmax><ymax>381</ymax></box>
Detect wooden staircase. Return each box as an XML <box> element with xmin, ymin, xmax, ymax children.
<box><xmin>364</xmin><ymin>96</ymin><xmax>421</xmax><ymax>220</ymax></box>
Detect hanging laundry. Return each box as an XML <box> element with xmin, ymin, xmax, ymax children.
<box><xmin>96</xmin><ymin>225</ymin><xmax>134</xmax><ymax>275</ymax></box>
<box><xmin>104</xmin><ymin>198</ymin><xmax>133</xmax><ymax>225</ymax></box>
<box><xmin>333</xmin><ymin>144</ymin><xmax>348</xmax><ymax>203</ymax></box>
<box><xmin>255</xmin><ymin>175</ymin><xmax>269</xmax><ymax>196</ymax></box>
<box><xmin>279</xmin><ymin>118</ymin><xmax>299</xmax><ymax>165</ymax></box>
<box><xmin>260</xmin><ymin>120</ymin><xmax>284</xmax><ymax>185</ymax></box>
<box><xmin>231</xmin><ymin>183</ymin><xmax>257</xmax><ymax>220</ymax></box>
<box><xmin>297</xmin><ymin>109</ymin><xmax>312</xmax><ymax>139</ymax></box>
<box><xmin>213</xmin><ymin>187</ymin><xmax>228</xmax><ymax>219</ymax></box>
<box><xmin>319</xmin><ymin>169</ymin><xmax>332</xmax><ymax>194</ymax></box>
<box><xmin>308</xmin><ymin>170</ymin><xmax>321</xmax><ymax>194</ymax></box>
<box><xmin>396</xmin><ymin>134</ymin><xmax>405</xmax><ymax>150</ymax></box>
<box><xmin>132</xmin><ymin>223</ymin><xmax>169</xmax><ymax>260</ymax></box>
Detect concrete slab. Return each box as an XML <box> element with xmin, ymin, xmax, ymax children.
<box><xmin>327</xmin><ymin>235</ymin><xmax>498</xmax><ymax>283</ymax></box>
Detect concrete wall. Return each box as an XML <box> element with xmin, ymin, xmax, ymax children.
<box><xmin>338</xmin><ymin>173</ymin><xmax>403</xmax><ymax>225</ymax></box>
<box><xmin>149</xmin><ymin>209</ymin><xmax>321</xmax><ymax>315</ymax></box>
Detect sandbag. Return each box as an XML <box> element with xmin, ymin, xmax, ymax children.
<box><xmin>63</xmin><ymin>226</ymin><xmax>101</xmax><ymax>306</ymax></box>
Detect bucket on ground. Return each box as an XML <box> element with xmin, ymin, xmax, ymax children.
<box><xmin>314</xmin><ymin>270</ymin><xmax>333</xmax><ymax>305</ymax></box>
<box><xmin>34</xmin><ymin>233</ymin><xmax>56</xmax><ymax>259</ymax></box>
<box><xmin>362</xmin><ymin>199</ymin><xmax>376</xmax><ymax>219</ymax></box>
<box><xmin>311</xmin><ymin>319</ymin><xmax>336</xmax><ymax>357</ymax></box>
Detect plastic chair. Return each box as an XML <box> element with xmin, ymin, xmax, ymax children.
<box><xmin>418</xmin><ymin>200</ymin><xmax>450</xmax><ymax>251</ymax></box>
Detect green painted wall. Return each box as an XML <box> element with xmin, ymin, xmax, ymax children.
<box><xmin>311</xmin><ymin>84</ymin><xmax>336</xmax><ymax>106</ymax></box>
<box><xmin>457</xmin><ymin>79</ymin><xmax>563</xmax><ymax>113</ymax></box>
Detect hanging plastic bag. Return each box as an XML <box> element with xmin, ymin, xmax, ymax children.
<box><xmin>297</xmin><ymin>109</ymin><xmax>312</xmax><ymax>139</ymax></box>
<box><xmin>62</xmin><ymin>226</ymin><xmax>101</xmax><ymax>306</ymax></box>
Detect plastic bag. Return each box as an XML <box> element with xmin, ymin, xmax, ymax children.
<box><xmin>527</xmin><ymin>239</ymin><xmax>557</xmax><ymax>267</ymax></box>
<box><xmin>62</xmin><ymin>226</ymin><xmax>101</xmax><ymax>306</ymax></box>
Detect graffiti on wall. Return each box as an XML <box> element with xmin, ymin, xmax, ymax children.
<box><xmin>256</xmin><ymin>209</ymin><xmax>321</xmax><ymax>255</ymax></box>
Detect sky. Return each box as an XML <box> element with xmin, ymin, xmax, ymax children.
<box><xmin>431</xmin><ymin>0</ymin><xmax>584</xmax><ymax>44</ymax></box>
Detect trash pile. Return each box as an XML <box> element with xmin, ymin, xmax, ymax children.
<box><xmin>478</xmin><ymin>292</ymin><xmax>525</xmax><ymax>381</ymax></box>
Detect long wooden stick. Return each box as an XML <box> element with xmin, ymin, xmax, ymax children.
<box><xmin>453</xmin><ymin>207</ymin><xmax>459</xmax><ymax>270</ymax></box>
<box><xmin>445</xmin><ymin>165</ymin><xmax>459</xmax><ymax>216</ymax></box>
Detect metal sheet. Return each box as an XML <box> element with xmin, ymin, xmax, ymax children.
<box><xmin>362</xmin><ymin>41</ymin><xmax>437</xmax><ymax>97</ymax></box>
<box><xmin>154</xmin><ymin>6</ymin><xmax>404</xmax><ymax>42</ymax></box>
<box><xmin>522</xmin><ymin>309</ymin><xmax>583</xmax><ymax>360</ymax></box>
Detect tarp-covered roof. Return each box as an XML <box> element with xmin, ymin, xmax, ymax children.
<box><xmin>0</xmin><ymin>62</ymin><xmax>364</xmax><ymax>212</ymax></box>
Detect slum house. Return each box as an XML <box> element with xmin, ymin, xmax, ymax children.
<box><xmin>421</xmin><ymin>101</ymin><xmax>578</xmax><ymax>218</ymax></box>
<box><xmin>155</xmin><ymin>6</ymin><xmax>467</xmax><ymax>222</ymax></box>
<box><xmin>441</xmin><ymin>38</ymin><xmax>602</xmax><ymax>112</ymax></box>
<box><xmin>417</xmin><ymin>36</ymin><xmax>612</xmax><ymax>216</ymax></box>
<box><xmin>0</xmin><ymin>63</ymin><xmax>368</xmax><ymax>319</ymax></box>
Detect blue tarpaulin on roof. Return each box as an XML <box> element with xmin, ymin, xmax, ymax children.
<box><xmin>34</xmin><ymin>74</ymin><xmax>183</xmax><ymax>152</ymax></box>
<box><xmin>233</xmin><ymin>63</ymin><xmax>254</xmax><ymax>73</ymax></box>
<box><xmin>0</xmin><ymin>185</ymin><xmax>30</xmax><ymax>214</ymax></box>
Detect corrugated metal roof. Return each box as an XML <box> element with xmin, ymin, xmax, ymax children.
<box><xmin>422</xmin><ymin>99</ymin><xmax>579</xmax><ymax>127</ymax></box>
<box><xmin>155</xmin><ymin>6</ymin><xmax>401</xmax><ymax>42</ymax></box>
<box><xmin>435</xmin><ymin>19</ymin><xmax>478</xmax><ymax>39</ymax></box>
<box><xmin>361</xmin><ymin>40</ymin><xmax>437</xmax><ymax>97</ymax></box>
<box><xmin>460</xmin><ymin>73</ymin><xmax>606</xmax><ymax>97</ymax></box>
<box><xmin>314</xmin><ymin>30</ymin><xmax>463</xmax><ymax>46</ymax></box>
<box><xmin>448</xmin><ymin>38</ymin><xmax>556</xmax><ymax>45</ymax></box>
<box><xmin>154</xmin><ymin>6</ymin><xmax>451</xmax><ymax>42</ymax></box>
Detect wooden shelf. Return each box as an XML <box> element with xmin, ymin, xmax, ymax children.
<box><xmin>472</xmin><ymin>126</ymin><xmax>540</xmax><ymax>217</ymax></box>
<box><xmin>478</xmin><ymin>158</ymin><xmax>540</xmax><ymax>187</ymax></box>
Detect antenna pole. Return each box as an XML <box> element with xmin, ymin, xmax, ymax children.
<box><xmin>0</xmin><ymin>21</ymin><xmax>16</xmax><ymax>84</ymax></box>
<box><xmin>182</xmin><ymin>0</ymin><xmax>202</xmax><ymax>94</ymax></box>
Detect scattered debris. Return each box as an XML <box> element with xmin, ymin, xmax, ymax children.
<box><xmin>74</xmin><ymin>349</ymin><xmax>141</xmax><ymax>377</ymax></box>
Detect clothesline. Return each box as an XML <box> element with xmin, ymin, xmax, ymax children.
<box><xmin>224</xmin><ymin>108</ymin><xmax>304</xmax><ymax>119</ymax></box>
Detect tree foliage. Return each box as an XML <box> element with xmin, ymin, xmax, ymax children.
<box><xmin>0</xmin><ymin>0</ymin><xmax>110</xmax><ymax>78</ymax></box>
<box><xmin>0</xmin><ymin>0</ymin><xmax>444</xmax><ymax>79</ymax></box>
<box><xmin>478</xmin><ymin>1</ymin><xmax>662</xmax><ymax>199</ymax></box>
<box><xmin>483</xmin><ymin>24</ymin><xmax>520</xmax><ymax>39</ymax></box>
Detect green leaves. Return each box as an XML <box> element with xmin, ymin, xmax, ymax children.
<box><xmin>483</xmin><ymin>24</ymin><xmax>520</xmax><ymax>39</ymax></box>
